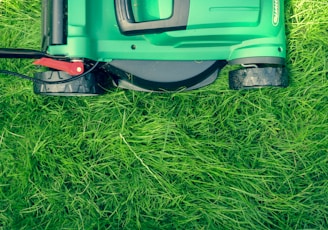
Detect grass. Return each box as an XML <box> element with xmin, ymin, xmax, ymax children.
<box><xmin>0</xmin><ymin>0</ymin><xmax>327</xmax><ymax>229</ymax></box>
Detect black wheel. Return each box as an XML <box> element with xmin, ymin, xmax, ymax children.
<box><xmin>33</xmin><ymin>71</ymin><xmax>110</xmax><ymax>96</ymax></box>
<box><xmin>229</xmin><ymin>66</ymin><xmax>288</xmax><ymax>90</ymax></box>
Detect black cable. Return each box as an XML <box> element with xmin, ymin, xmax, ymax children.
<box><xmin>0</xmin><ymin>48</ymin><xmax>65</xmax><ymax>59</ymax></box>
<box><xmin>0</xmin><ymin>61</ymin><xmax>100</xmax><ymax>85</ymax></box>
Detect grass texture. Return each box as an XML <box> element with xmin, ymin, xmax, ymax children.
<box><xmin>0</xmin><ymin>0</ymin><xmax>327</xmax><ymax>229</ymax></box>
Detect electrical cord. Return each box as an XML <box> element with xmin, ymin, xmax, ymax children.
<box><xmin>0</xmin><ymin>61</ymin><xmax>100</xmax><ymax>85</ymax></box>
<box><xmin>0</xmin><ymin>48</ymin><xmax>66</xmax><ymax>59</ymax></box>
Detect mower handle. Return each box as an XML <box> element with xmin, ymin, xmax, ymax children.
<box><xmin>114</xmin><ymin>0</ymin><xmax>190</xmax><ymax>35</ymax></box>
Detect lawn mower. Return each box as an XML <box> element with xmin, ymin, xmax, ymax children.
<box><xmin>0</xmin><ymin>0</ymin><xmax>288</xmax><ymax>96</ymax></box>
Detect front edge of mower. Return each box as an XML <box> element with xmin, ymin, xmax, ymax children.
<box><xmin>1</xmin><ymin>0</ymin><xmax>289</xmax><ymax>96</ymax></box>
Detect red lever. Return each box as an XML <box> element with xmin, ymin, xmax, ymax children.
<box><xmin>33</xmin><ymin>58</ymin><xmax>85</xmax><ymax>76</ymax></box>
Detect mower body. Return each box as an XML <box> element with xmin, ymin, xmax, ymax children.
<box><xmin>36</xmin><ymin>0</ymin><xmax>287</xmax><ymax>94</ymax></box>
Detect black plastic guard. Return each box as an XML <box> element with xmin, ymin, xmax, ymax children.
<box><xmin>105</xmin><ymin>60</ymin><xmax>226</xmax><ymax>91</ymax></box>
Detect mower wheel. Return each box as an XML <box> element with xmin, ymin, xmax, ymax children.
<box><xmin>229</xmin><ymin>66</ymin><xmax>288</xmax><ymax>90</ymax></box>
<box><xmin>33</xmin><ymin>71</ymin><xmax>109</xmax><ymax>96</ymax></box>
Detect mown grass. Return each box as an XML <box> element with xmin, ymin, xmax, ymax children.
<box><xmin>0</xmin><ymin>0</ymin><xmax>327</xmax><ymax>229</ymax></box>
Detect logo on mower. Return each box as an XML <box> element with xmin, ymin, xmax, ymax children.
<box><xmin>272</xmin><ymin>0</ymin><xmax>280</xmax><ymax>26</ymax></box>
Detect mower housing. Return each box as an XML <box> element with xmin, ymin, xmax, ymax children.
<box><xmin>36</xmin><ymin>0</ymin><xmax>288</xmax><ymax>94</ymax></box>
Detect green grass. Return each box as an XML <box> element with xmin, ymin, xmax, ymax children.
<box><xmin>0</xmin><ymin>0</ymin><xmax>327</xmax><ymax>229</ymax></box>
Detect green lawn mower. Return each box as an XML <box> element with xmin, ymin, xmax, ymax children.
<box><xmin>0</xmin><ymin>0</ymin><xmax>288</xmax><ymax>96</ymax></box>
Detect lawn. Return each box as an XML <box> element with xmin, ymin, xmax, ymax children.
<box><xmin>0</xmin><ymin>0</ymin><xmax>327</xmax><ymax>229</ymax></box>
